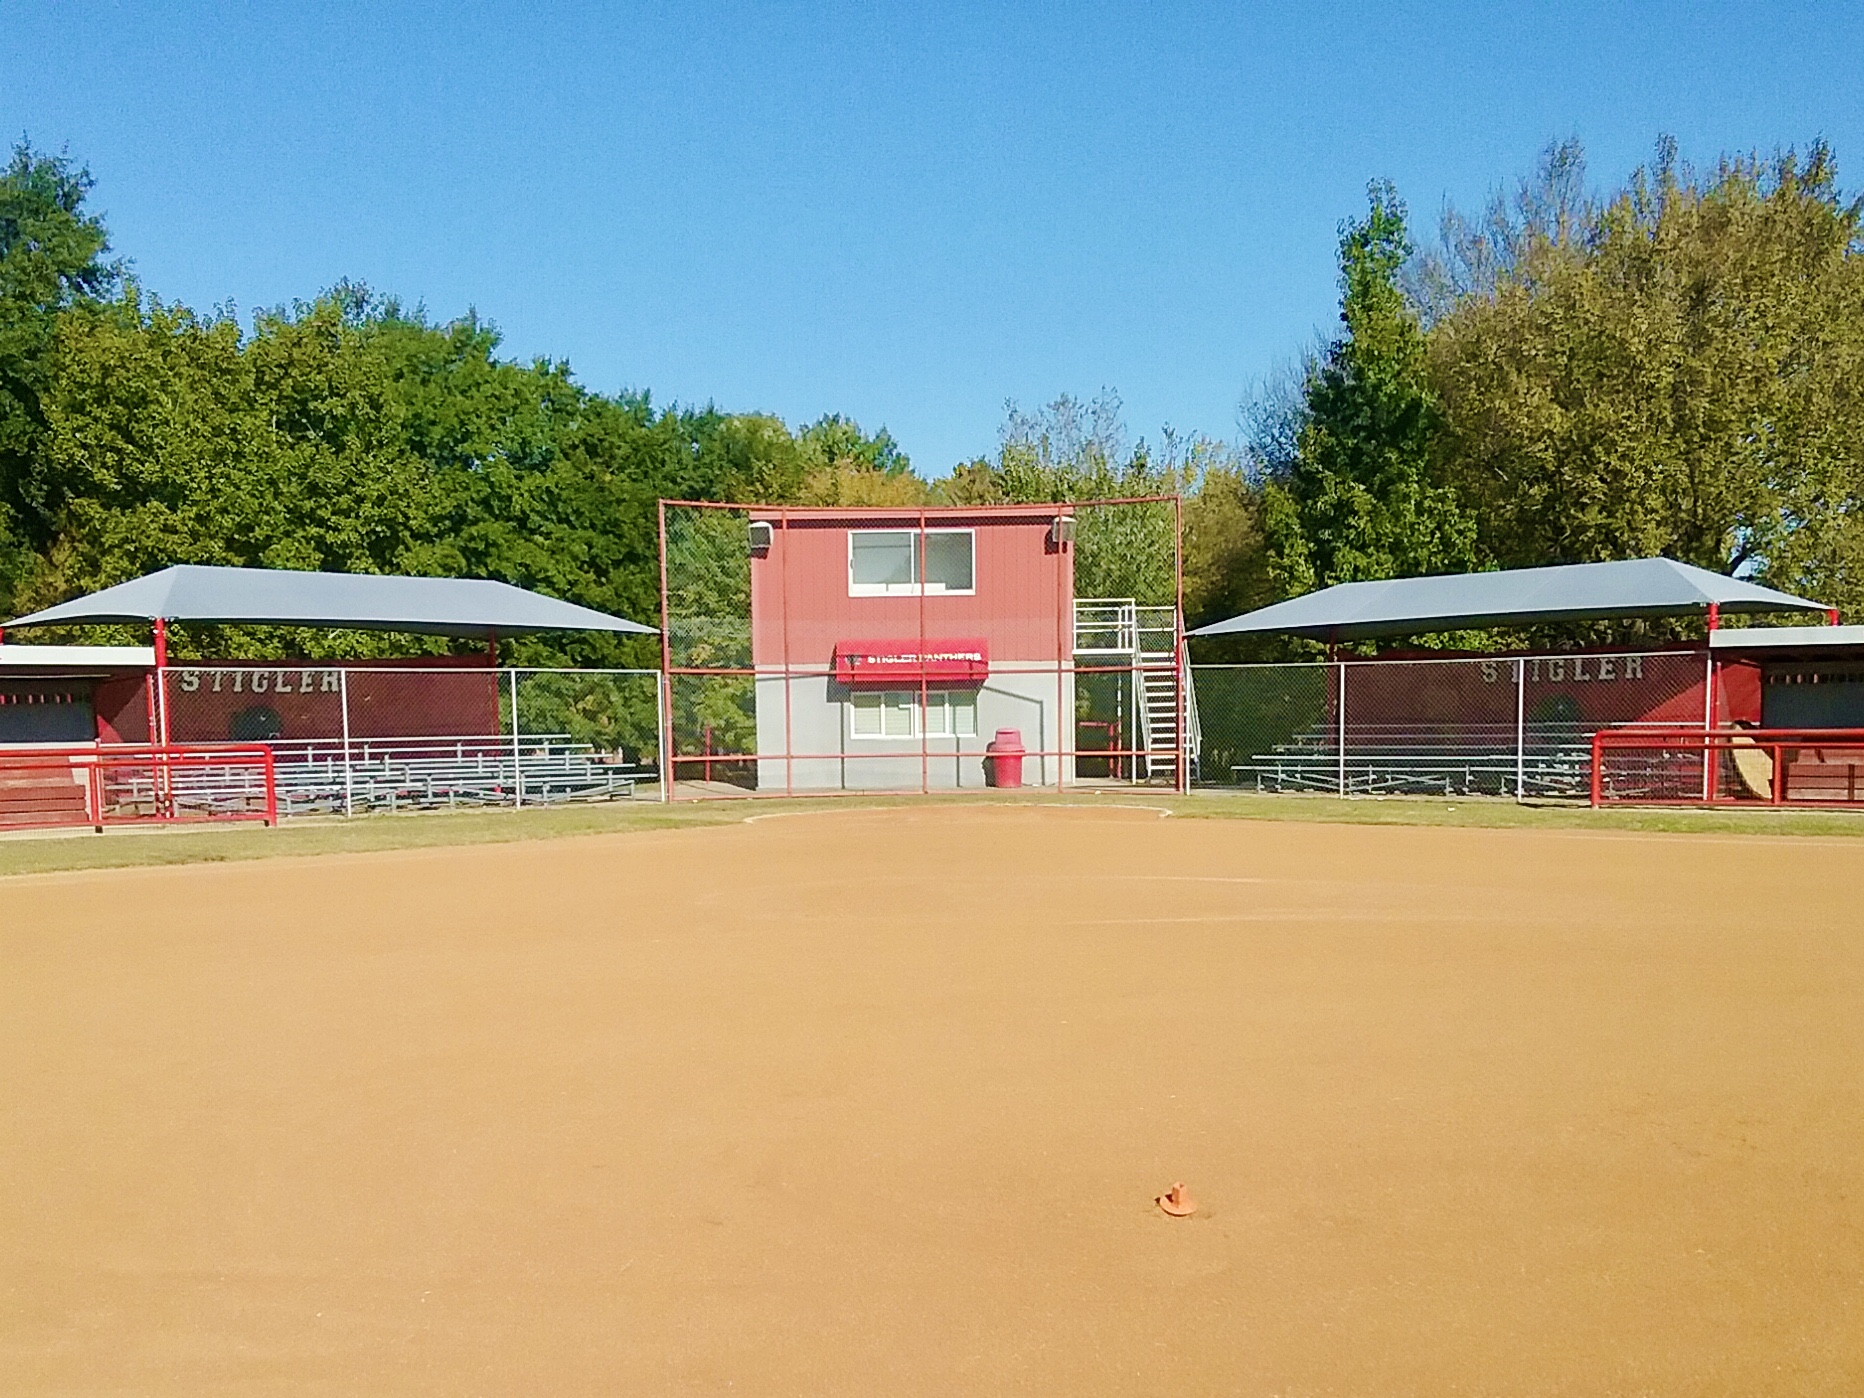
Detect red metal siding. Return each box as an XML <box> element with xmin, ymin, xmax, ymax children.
<box><xmin>1716</xmin><ymin>659</ymin><xmax>1762</xmax><ymax>725</ymax></box>
<box><xmin>750</xmin><ymin>511</ymin><xmax>1072</xmax><ymax>668</ymax></box>
<box><xmin>93</xmin><ymin>675</ymin><xmax>152</xmax><ymax>743</ymax></box>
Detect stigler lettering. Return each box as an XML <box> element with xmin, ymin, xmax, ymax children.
<box><xmin>176</xmin><ymin>668</ymin><xmax>342</xmax><ymax>694</ymax></box>
<box><xmin>1485</xmin><ymin>654</ymin><xmax>1646</xmax><ymax>685</ymax></box>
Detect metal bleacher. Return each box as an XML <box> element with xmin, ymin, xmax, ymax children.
<box><xmin>264</xmin><ymin>735</ymin><xmax>645</xmax><ymax>816</ymax></box>
<box><xmin>1230</xmin><ymin>723</ymin><xmax>1595</xmax><ymax>797</ymax></box>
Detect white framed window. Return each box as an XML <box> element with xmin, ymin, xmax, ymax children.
<box><xmin>848</xmin><ymin>690</ymin><xmax>978</xmax><ymax>739</ymax></box>
<box><xmin>848</xmin><ymin>529</ymin><xmax>975</xmax><ymax>595</ymax></box>
<box><xmin>922</xmin><ymin>689</ymin><xmax>978</xmax><ymax>737</ymax></box>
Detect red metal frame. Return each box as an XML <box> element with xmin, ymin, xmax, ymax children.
<box><xmin>781</xmin><ymin>506</ymin><xmax>794</xmax><ymax>797</ymax></box>
<box><xmin>1592</xmin><ymin>726</ymin><xmax>1864</xmax><ymax>808</ymax></box>
<box><xmin>656</xmin><ymin>499</ymin><xmax>675</xmax><ymax>802</ymax></box>
<box><xmin>1053</xmin><ymin>507</ymin><xmax>1066</xmax><ymax>793</ymax></box>
<box><xmin>1174</xmin><ymin>493</ymin><xmax>1186</xmax><ymax>794</ymax></box>
<box><xmin>656</xmin><ymin>497</ymin><xmax>1184</xmax><ymax>799</ymax></box>
<box><xmin>0</xmin><ymin>743</ymin><xmax>278</xmax><ymax>832</ymax></box>
<box><xmin>921</xmin><ymin>506</ymin><xmax>930</xmax><ymax>794</ymax></box>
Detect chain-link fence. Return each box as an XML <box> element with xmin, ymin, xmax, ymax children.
<box><xmin>658</xmin><ymin>498</ymin><xmax>1188</xmax><ymax>796</ymax></box>
<box><xmin>160</xmin><ymin>664</ymin><xmax>661</xmax><ymax>816</ymax></box>
<box><xmin>1193</xmin><ymin>650</ymin><xmax>1709</xmax><ymax>798</ymax></box>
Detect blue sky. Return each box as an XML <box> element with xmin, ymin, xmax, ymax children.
<box><xmin>5</xmin><ymin>2</ymin><xmax>1861</xmax><ymax>473</ymax></box>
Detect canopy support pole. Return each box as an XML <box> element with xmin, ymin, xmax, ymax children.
<box><xmin>153</xmin><ymin>618</ymin><xmax>169</xmax><ymax>746</ymax></box>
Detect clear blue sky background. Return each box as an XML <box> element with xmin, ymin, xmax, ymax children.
<box><xmin>5</xmin><ymin>2</ymin><xmax>1861</xmax><ymax>473</ymax></box>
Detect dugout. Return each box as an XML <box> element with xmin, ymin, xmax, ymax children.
<box><xmin>1709</xmin><ymin>625</ymin><xmax>1864</xmax><ymax>730</ymax></box>
<box><xmin>2</xmin><ymin>565</ymin><xmax>654</xmax><ymax>750</ymax></box>
<box><xmin>1189</xmin><ymin>558</ymin><xmax>1843</xmax><ymax>799</ymax></box>
<box><xmin>0</xmin><ymin>645</ymin><xmax>158</xmax><ymax>745</ymax></box>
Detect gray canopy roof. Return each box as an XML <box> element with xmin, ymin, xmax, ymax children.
<box><xmin>5</xmin><ymin>565</ymin><xmax>656</xmax><ymax>639</ymax></box>
<box><xmin>1191</xmin><ymin>558</ymin><xmax>1828</xmax><ymax>642</ymax></box>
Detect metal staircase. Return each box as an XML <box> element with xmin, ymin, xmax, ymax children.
<box><xmin>1074</xmin><ymin>600</ymin><xmax>1194</xmax><ymax>785</ymax></box>
<box><xmin>1137</xmin><ymin>657</ymin><xmax>1183</xmax><ymax>783</ymax></box>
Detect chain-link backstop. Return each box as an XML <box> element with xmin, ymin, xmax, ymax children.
<box><xmin>658</xmin><ymin>498</ymin><xmax>1186</xmax><ymax>797</ymax></box>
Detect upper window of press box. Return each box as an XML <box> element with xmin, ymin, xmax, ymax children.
<box><xmin>849</xmin><ymin>529</ymin><xmax>974</xmax><ymax>595</ymax></box>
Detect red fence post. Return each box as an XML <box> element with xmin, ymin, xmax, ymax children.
<box><xmin>0</xmin><ymin>743</ymin><xmax>281</xmax><ymax>833</ymax></box>
<box><xmin>1590</xmin><ymin>730</ymin><xmax>1604</xmax><ymax>808</ymax></box>
<box><xmin>657</xmin><ymin>498</ymin><xmax>675</xmax><ymax>804</ymax></box>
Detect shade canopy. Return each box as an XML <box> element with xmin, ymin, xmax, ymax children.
<box><xmin>1191</xmin><ymin>558</ymin><xmax>1829</xmax><ymax>642</ymax></box>
<box><xmin>5</xmin><ymin>565</ymin><xmax>656</xmax><ymax>640</ymax></box>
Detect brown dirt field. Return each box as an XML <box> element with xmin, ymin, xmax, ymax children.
<box><xmin>2</xmin><ymin>806</ymin><xmax>1860</xmax><ymax>1396</ymax></box>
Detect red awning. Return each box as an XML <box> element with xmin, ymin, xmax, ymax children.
<box><xmin>833</xmin><ymin>639</ymin><xmax>989</xmax><ymax>685</ymax></box>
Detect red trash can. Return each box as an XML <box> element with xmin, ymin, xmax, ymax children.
<box><xmin>986</xmin><ymin>728</ymin><xmax>1025</xmax><ymax>788</ymax></box>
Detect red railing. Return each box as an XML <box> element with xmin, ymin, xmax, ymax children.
<box><xmin>0</xmin><ymin>744</ymin><xmax>277</xmax><ymax>832</ymax></box>
<box><xmin>1591</xmin><ymin>727</ymin><xmax>1864</xmax><ymax>807</ymax></box>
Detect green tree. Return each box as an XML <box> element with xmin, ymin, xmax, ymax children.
<box><xmin>0</xmin><ymin>142</ymin><xmax>117</xmax><ymax>611</ymax></box>
<box><xmin>942</xmin><ymin>392</ymin><xmax>1262</xmax><ymax>612</ymax></box>
<box><xmin>1271</xmin><ymin>181</ymin><xmax>1478</xmax><ymax>595</ymax></box>
<box><xmin>30</xmin><ymin>287</ymin><xmax>437</xmax><ymax>655</ymax></box>
<box><xmin>1181</xmin><ymin>464</ymin><xmax>1273</xmax><ymax>633</ymax></box>
<box><xmin>793</xmin><ymin>414</ymin><xmax>927</xmax><ymax>504</ymax></box>
<box><xmin>1428</xmin><ymin>140</ymin><xmax>1864</xmax><ymax>617</ymax></box>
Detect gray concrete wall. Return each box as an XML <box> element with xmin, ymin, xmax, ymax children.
<box><xmin>755</xmin><ymin>671</ymin><xmax>1073</xmax><ymax>791</ymax></box>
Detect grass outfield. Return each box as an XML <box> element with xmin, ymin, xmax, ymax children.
<box><xmin>5</xmin><ymin>787</ymin><xmax>1864</xmax><ymax>878</ymax></box>
<box><xmin>4</xmin><ymin>805</ymin><xmax>1859</xmax><ymax>1393</ymax></box>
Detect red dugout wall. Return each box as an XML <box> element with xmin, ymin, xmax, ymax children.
<box><xmin>164</xmin><ymin>658</ymin><xmax>500</xmax><ymax>745</ymax></box>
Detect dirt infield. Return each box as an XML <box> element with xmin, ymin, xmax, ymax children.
<box><xmin>3</xmin><ymin>807</ymin><xmax>1860</xmax><ymax>1395</ymax></box>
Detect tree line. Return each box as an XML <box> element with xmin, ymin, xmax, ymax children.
<box><xmin>1255</xmin><ymin>138</ymin><xmax>1864</xmax><ymax>651</ymax></box>
<box><xmin>2</xmin><ymin>135</ymin><xmax>1859</xmax><ymax>663</ymax></box>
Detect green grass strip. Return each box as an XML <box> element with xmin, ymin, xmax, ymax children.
<box><xmin>4</xmin><ymin>788</ymin><xmax>1863</xmax><ymax>879</ymax></box>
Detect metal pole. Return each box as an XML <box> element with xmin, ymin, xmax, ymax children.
<box><xmin>1336</xmin><ymin>659</ymin><xmax>1347</xmax><ymax>796</ymax></box>
<box><xmin>657</xmin><ymin>498</ymin><xmax>675</xmax><ymax>803</ymax></box>
<box><xmin>781</xmin><ymin>506</ymin><xmax>793</xmax><ymax>798</ymax></box>
<box><xmin>339</xmin><ymin>667</ymin><xmax>354</xmax><ymax>817</ymax></box>
<box><xmin>1174</xmin><ymin>494</ymin><xmax>1187</xmax><ymax>795</ymax></box>
<box><xmin>920</xmin><ymin>508</ymin><xmax>930</xmax><ymax>794</ymax></box>
<box><xmin>1056</xmin><ymin>508</ymin><xmax>1068</xmax><ymax>792</ymax></box>
<box><xmin>510</xmin><ymin>667</ymin><xmax>523</xmax><ymax>809</ymax></box>
<box><xmin>1515</xmin><ymin>658</ymin><xmax>1526</xmax><ymax>802</ymax></box>
<box><xmin>153</xmin><ymin>617</ymin><xmax>170</xmax><ymax>748</ymax></box>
